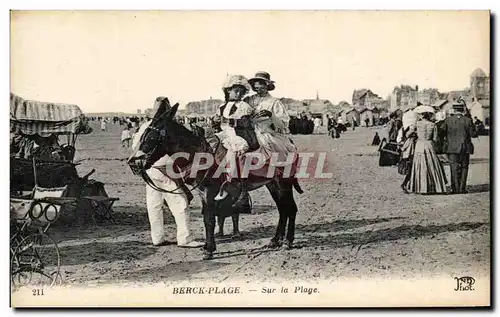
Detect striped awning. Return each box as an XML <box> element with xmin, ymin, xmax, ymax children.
<box><xmin>10</xmin><ymin>93</ymin><xmax>92</xmax><ymax>135</ymax></box>
<box><xmin>10</xmin><ymin>93</ymin><xmax>83</xmax><ymax>121</ymax></box>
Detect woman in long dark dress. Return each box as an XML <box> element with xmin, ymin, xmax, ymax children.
<box><xmin>404</xmin><ymin>112</ymin><xmax>448</xmax><ymax>194</ymax></box>
<box><xmin>400</xmin><ymin>126</ymin><xmax>417</xmax><ymax>192</ymax></box>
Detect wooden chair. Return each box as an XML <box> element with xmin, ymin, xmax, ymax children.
<box><xmin>29</xmin><ymin>157</ymin><xmax>117</xmax><ymax>225</ymax></box>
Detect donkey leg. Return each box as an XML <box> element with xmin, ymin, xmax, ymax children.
<box><xmin>270</xmin><ymin>210</ymin><xmax>288</xmax><ymax>248</ymax></box>
<box><xmin>282</xmin><ymin>180</ymin><xmax>298</xmax><ymax>250</ymax></box>
<box><xmin>283</xmin><ymin>213</ymin><xmax>297</xmax><ymax>250</ymax></box>
<box><xmin>266</xmin><ymin>181</ymin><xmax>287</xmax><ymax>248</ymax></box>
<box><xmin>215</xmin><ymin>216</ymin><xmax>225</xmax><ymax>238</ymax></box>
<box><xmin>231</xmin><ymin>213</ymin><xmax>242</xmax><ymax>239</ymax></box>
<box><xmin>277</xmin><ymin>180</ymin><xmax>298</xmax><ymax>250</ymax></box>
<box><xmin>202</xmin><ymin>202</ymin><xmax>216</xmax><ymax>260</ymax></box>
<box><xmin>283</xmin><ymin>201</ymin><xmax>298</xmax><ymax>250</ymax></box>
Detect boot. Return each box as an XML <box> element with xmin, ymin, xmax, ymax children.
<box><xmin>214</xmin><ymin>181</ymin><xmax>229</xmax><ymax>201</ymax></box>
<box><xmin>232</xmin><ymin>181</ymin><xmax>248</xmax><ymax>208</ymax></box>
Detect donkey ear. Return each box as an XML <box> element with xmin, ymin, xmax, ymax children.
<box><xmin>165</xmin><ymin>103</ymin><xmax>179</xmax><ymax>120</ymax></box>
<box><xmin>153</xmin><ymin>104</ymin><xmax>167</xmax><ymax>120</ymax></box>
<box><xmin>152</xmin><ymin>97</ymin><xmax>171</xmax><ymax>119</ymax></box>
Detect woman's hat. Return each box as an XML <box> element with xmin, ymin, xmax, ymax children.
<box><xmin>414</xmin><ymin>105</ymin><xmax>435</xmax><ymax>114</ymax></box>
<box><xmin>249</xmin><ymin>71</ymin><xmax>275</xmax><ymax>91</ymax></box>
<box><xmin>222</xmin><ymin>74</ymin><xmax>251</xmax><ymax>92</ymax></box>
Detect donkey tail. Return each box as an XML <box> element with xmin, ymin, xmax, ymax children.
<box><xmin>292</xmin><ymin>177</ymin><xmax>304</xmax><ymax>194</ymax></box>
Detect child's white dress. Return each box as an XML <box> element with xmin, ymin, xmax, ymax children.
<box><xmin>216</xmin><ymin>101</ymin><xmax>254</xmax><ymax>153</ymax></box>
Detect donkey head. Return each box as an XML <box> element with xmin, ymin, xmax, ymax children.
<box><xmin>127</xmin><ymin>97</ymin><xmax>179</xmax><ymax>171</ymax></box>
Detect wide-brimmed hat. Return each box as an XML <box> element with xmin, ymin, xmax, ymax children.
<box><xmin>222</xmin><ymin>74</ymin><xmax>252</xmax><ymax>92</ymax></box>
<box><xmin>414</xmin><ymin>105</ymin><xmax>435</xmax><ymax>114</ymax></box>
<box><xmin>248</xmin><ymin>71</ymin><xmax>275</xmax><ymax>91</ymax></box>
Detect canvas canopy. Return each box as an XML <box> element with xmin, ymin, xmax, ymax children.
<box><xmin>10</xmin><ymin>93</ymin><xmax>92</xmax><ymax>136</ymax></box>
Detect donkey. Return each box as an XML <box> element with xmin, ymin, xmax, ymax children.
<box><xmin>128</xmin><ymin>98</ymin><xmax>303</xmax><ymax>260</ymax></box>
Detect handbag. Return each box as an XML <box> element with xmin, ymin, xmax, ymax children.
<box><xmin>398</xmin><ymin>156</ymin><xmax>412</xmax><ymax>175</ymax></box>
<box><xmin>378</xmin><ymin>138</ymin><xmax>401</xmax><ymax>167</ymax></box>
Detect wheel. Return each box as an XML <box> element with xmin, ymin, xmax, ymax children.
<box><xmin>10</xmin><ymin>224</ymin><xmax>27</xmax><ymax>282</ymax></box>
<box><xmin>11</xmin><ymin>233</ymin><xmax>61</xmax><ymax>289</ymax></box>
<box><xmin>10</xmin><ymin>230</ymin><xmax>24</xmax><ymax>257</ymax></box>
<box><xmin>51</xmin><ymin>271</ymin><xmax>64</xmax><ymax>287</ymax></box>
<box><xmin>29</xmin><ymin>201</ymin><xmax>61</xmax><ymax>223</ymax></box>
<box><xmin>29</xmin><ymin>202</ymin><xmax>46</xmax><ymax>220</ymax></box>
<box><xmin>11</xmin><ymin>255</ymin><xmax>33</xmax><ymax>288</ymax></box>
<box><xmin>43</xmin><ymin>203</ymin><xmax>60</xmax><ymax>222</ymax></box>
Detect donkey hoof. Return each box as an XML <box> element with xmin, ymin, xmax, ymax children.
<box><xmin>267</xmin><ymin>240</ymin><xmax>281</xmax><ymax>249</ymax></box>
<box><xmin>203</xmin><ymin>254</ymin><xmax>213</xmax><ymax>260</ymax></box>
<box><xmin>203</xmin><ymin>251</ymin><xmax>214</xmax><ymax>260</ymax></box>
<box><xmin>215</xmin><ymin>231</ymin><xmax>224</xmax><ymax>238</ymax></box>
<box><xmin>282</xmin><ymin>241</ymin><xmax>293</xmax><ymax>250</ymax></box>
<box><xmin>231</xmin><ymin>232</ymin><xmax>242</xmax><ymax>240</ymax></box>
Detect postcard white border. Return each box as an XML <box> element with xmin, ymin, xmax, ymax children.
<box><xmin>2</xmin><ymin>0</ymin><xmax>497</xmax><ymax>315</ymax></box>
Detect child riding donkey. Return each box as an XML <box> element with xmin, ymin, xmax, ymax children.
<box><xmin>212</xmin><ymin>75</ymin><xmax>260</xmax><ymax>207</ymax></box>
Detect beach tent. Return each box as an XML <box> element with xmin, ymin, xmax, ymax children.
<box><xmin>10</xmin><ymin>93</ymin><xmax>92</xmax><ymax>137</ymax></box>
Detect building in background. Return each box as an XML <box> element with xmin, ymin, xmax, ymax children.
<box><xmin>352</xmin><ymin>89</ymin><xmax>388</xmax><ymax>126</ymax></box>
<box><xmin>469</xmin><ymin>68</ymin><xmax>490</xmax><ymax>125</ymax></box>
<box><xmin>339</xmin><ymin>107</ymin><xmax>360</xmax><ymax>126</ymax></box>
<box><xmin>185</xmin><ymin>97</ymin><xmax>223</xmax><ymax>117</ymax></box>
<box><xmin>281</xmin><ymin>98</ymin><xmax>308</xmax><ymax>117</ymax></box>
<box><xmin>417</xmin><ymin>88</ymin><xmax>441</xmax><ymax>106</ymax></box>
<box><xmin>303</xmin><ymin>92</ymin><xmax>335</xmax><ymax>124</ymax></box>
<box><xmin>390</xmin><ymin>85</ymin><xmax>417</xmax><ymax>111</ymax></box>
<box><xmin>439</xmin><ymin>68</ymin><xmax>490</xmax><ymax>124</ymax></box>
<box><xmin>470</xmin><ymin>68</ymin><xmax>490</xmax><ymax>101</ymax></box>
<box><xmin>390</xmin><ymin>85</ymin><xmax>441</xmax><ymax>112</ymax></box>
<box><xmin>178</xmin><ymin>68</ymin><xmax>490</xmax><ymax>126</ymax></box>
<box><xmin>352</xmin><ymin>89</ymin><xmax>383</xmax><ymax>109</ymax></box>
<box><xmin>445</xmin><ymin>90</ymin><xmax>470</xmax><ymax>103</ymax></box>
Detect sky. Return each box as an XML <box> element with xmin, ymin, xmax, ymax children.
<box><xmin>10</xmin><ymin>10</ymin><xmax>490</xmax><ymax>113</ymax></box>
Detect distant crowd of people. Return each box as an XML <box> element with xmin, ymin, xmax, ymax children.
<box><xmin>324</xmin><ymin>115</ymin><xmax>357</xmax><ymax>139</ymax></box>
<box><xmin>90</xmin><ymin>116</ymin><xmax>143</xmax><ymax>148</ymax></box>
<box><xmin>289</xmin><ymin>115</ymin><xmax>319</xmax><ymax>135</ymax></box>
<box><xmin>91</xmin><ymin>108</ymin><xmax>397</xmax><ymax>145</ymax></box>
<box><xmin>88</xmin><ymin>116</ymin><xmax>145</xmax><ymax>125</ymax></box>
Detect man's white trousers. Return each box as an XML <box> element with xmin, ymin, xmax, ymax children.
<box><xmin>145</xmin><ymin>168</ymin><xmax>193</xmax><ymax>245</ymax></box>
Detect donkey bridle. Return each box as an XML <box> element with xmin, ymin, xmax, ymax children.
<box><xmin>133</xmin><ymin>121</ymin><xmax>219</xmax><ymax>195</ymax></box>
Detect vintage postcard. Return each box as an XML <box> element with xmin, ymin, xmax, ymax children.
<box><xmin>9</xmin><ymin>10</ymin><xmax>490</xmax><ymax>307</ymax></box>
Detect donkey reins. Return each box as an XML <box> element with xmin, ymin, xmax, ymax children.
<box><xmin>137</xmin><ymin>128</ymin><xmax>220</xmax><ymax>195</ymax></box>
